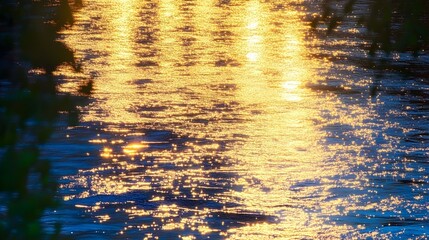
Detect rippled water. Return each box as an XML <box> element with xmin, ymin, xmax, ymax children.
<box><xmin>44</xmin><ymin>0</ymin><xmax>429</xmax><ymax>239</ymax></box>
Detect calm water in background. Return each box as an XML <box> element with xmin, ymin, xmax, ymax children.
<box><xmin>44</xmin><ymin>0</ymin><xmax>429</xmax><ymax>238</ymax></box>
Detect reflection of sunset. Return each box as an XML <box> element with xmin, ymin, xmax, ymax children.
<box><xmin>55</xmin><ymin>0</ymin><xmax>408</xmax><ymax>239</ymax></box>
<box><xmin>60</xmin><ymin>0</ymin><xmax>338</xmax><ymax>237</ymax></box>
<box><xmin>245</xmin><ymin>52</ymin><xmax>259</xmax><ymax>62</ymax></box>
<box><xmin>123</xmin><ymin>143</ymin><xmax>147</xmax><ymax>156</ymax></box>
<box><xmin>100</xmin><ymin>147</ymin><xmax>113</xmax><ymax>158</ymax></box>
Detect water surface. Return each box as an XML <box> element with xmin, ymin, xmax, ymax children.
<box><xmin>47</xmin><ymin>0</ymin><xmax>429</xmax><ymax>238</ymax></box>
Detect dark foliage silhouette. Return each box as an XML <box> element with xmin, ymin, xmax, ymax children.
<box><xmin>312</xmin><ymin>0</ymin><xmax>429</xmax><ymax>56</ymax></box>
<box><xmin>0</xmin><ymin>0</ymin><xmax>88</xmax><ymax>239</ymax></box>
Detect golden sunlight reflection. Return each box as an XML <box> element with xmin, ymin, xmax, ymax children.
<box><xmin>282</xmin><ymin>80</ymin><xmax>301</xmax><ymax>91</ymax></box>
<box><xmin>123</xmin><ymin>142</ymin><xmax>147</xmax><ymax>156</ymax></box>
<box><xmin>245</xmin><ymin>52</ymin><xmax>259</xmax><ymax>62</ymax></box>
<box><xmin>56</xmin><ymin>0</ymin><xmax>387</xmax><ymax>239</ymax></box>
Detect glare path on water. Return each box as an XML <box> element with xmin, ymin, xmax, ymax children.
<box><xmin>51</xmin><ymin>0</ymin><xmax>429</xmax><ymax>239</ymax></box>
